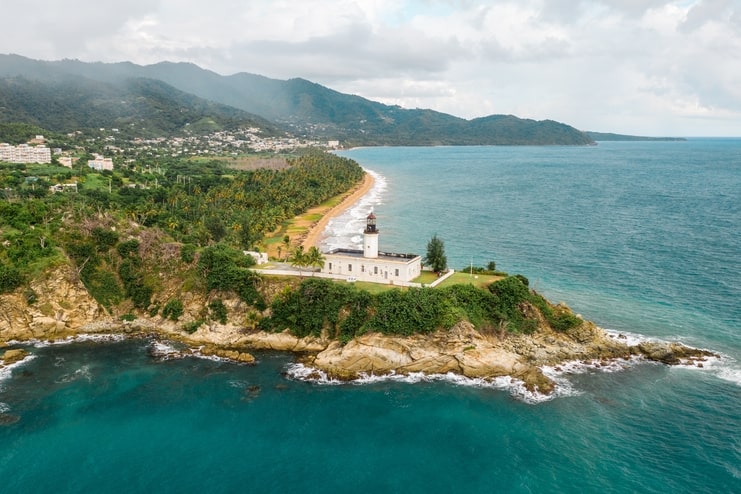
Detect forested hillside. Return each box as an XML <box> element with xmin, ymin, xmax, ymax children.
<box><xmin>0</xmin><ymin>54</ymin><xmax>595</xmax><ymax>146</ymax></box>
<box><xmin>0</xmin><ymin>72</ymin><xmax>278</xmax><ymax>138</ymax></box>
<box><xmin>0</xmin><ymin>150</ymin><xmax>362</xmax><ymax>308</ymax></box>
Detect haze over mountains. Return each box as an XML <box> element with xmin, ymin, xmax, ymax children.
<box><xmin>1</xmin><ymin>54</ymin><xmax>662</xmax><ymax>146</ymax></box>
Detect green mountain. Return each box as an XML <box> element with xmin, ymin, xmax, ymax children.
<box><xmin>0</xmin><ymin>54</ymin><xmax>594</xmax><ymax>145</ymax></box>
<box><xmin>0</xmin><ymin>59</ymin><xmax>278</xmax><ymax>138</ymax></box>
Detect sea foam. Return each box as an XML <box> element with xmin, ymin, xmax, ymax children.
<box><xmin>10</xmin><ymin>333</ymin><xmax>128</xmax><ymax>348</ymax></box>
<box><xmin>0</xmin><ymin>353</ymin><xmax>36</xmax><ymax>391</ymax></box>
<box><xmin>320</xmin><ymin>169</ymin><xmax>386</xmax><ymax>252</ymax></box>
<box><xmin>284</xmin><ymin>363</ymin><xmax>580</xmax><ymax>404</ymax></box>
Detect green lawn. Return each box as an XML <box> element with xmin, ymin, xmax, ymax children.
<box><xmin>413</xmin><ymin>271</ymin><xmax>440</xmax><ymax>285</ymax></box>
<box><xmin>259</xmin><ymin>269</ymin><xmax>503</xmax><ymax>293</ymax></box>
<box><xmin>436</xmin><ymin>272</ymin><xmax>504</xmax><ymax>289</ymax></box>
<box><xmin>81</xmin><ymin>173</ymin><xmax>109</xmax><ymax>191</ymax></box>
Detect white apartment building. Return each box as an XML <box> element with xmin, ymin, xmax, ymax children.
<box><xmin>0</xmin><ymin>143</ymin><xmax>52</xmax><ymax>164</ymax></box>
<box><xmin>88</xmin><ymin>154</ymin><xmax>114</xmax><ymax>171</ymax></box>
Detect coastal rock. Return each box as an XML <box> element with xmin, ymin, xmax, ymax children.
<box><xmin>0</xmin><ymin>414</ymin><xmax>21</xmax><ymax>426</ymax></box>
<box><xmin>307</xmin><ymin>322</ymin><xmax>555</xmax><ymax>388</ymax></box>
<box><xmin>1</xmin><ymin>348</ymin><xmax>29</xmax><ymax>366</ymax></box>
<box><xmin>637</xmin><ymin>341</ymin><xmax>714</xmax><ymax>365</ymax></box>
<box><xmin>201</xmin><ymin>347</ymin><xmax>256</xmax><ymax>364</ymax></box>
<box><xmin>0</xmin><ymin>265</ymin><xmax>105</xmax><ymax>342</ymax></box>
<box><xmin>240</xmin><ymin>330</ymin><xmax>328</xmax><ymax>352</ymax></box>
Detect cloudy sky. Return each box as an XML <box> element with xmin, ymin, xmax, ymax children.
<box><xmin>2</xmin><ymin>0</ymin><xmax>740</xmax><ymax>136</ymax></box>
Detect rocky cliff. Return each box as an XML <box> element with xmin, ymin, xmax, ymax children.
<box><xmin>0</xmin><ymin>265</ymin><xmax>105</xmax><ymax>342</ymax></box>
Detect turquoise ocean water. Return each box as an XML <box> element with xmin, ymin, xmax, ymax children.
<box><xmin>2</xmin><ymin>141</ymin><xmax>740</xmax><ymax>493</ymax></box>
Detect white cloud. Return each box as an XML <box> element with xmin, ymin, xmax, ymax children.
<box><xmin>0</xmin><ymin>0</ymin><xmax>740</xmax><ymax>135</ymax></box>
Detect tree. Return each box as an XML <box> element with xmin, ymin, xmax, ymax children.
<box><xmin>287</xmin><ymin>245</ymin><xmax>308</xmax><ymax>276</ymax></box>
<box><xmin>282</xmin><ymin>235</ymin><xmax>290</xmax><ymax>260</ymax></box>
<box><xmin>305</xmin><ymin>246</ymin><xmax>325</xmax><ymax>275</ymax></box>
<box><xmin>423</xmin><ymin>234</ymin><xmax>447</xmax><ymax>274</ymax></box>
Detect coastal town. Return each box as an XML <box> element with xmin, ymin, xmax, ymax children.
<box><xmin>0</xmin><ymin>127</ymin><xmax>340</xmax><ymax>168</ymax></box>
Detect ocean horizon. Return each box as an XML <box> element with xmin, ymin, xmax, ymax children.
<box><xmin>2</xmin><ymin>140</ymin><xmax>740</xmax><ymax>493</ymax></box>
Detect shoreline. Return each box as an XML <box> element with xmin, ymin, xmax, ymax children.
<box><xmin>301</xmin><ymin>171</ymin><xmax>375</xmax><ymax>249</ymax></box>
<box><xmin>2</xmin><ymin>320</ymin><xmax>718</xmax><ymax>401</ymax></box>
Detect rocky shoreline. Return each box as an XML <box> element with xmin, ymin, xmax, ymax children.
<box><xmin>0</xmin><ymin>265</ymin><xmax>717</xmax><ymax>395</ymax></box>
<box><xmin>2</xmin><ymin>317</ymin><xmax>716</xmax><ymax>396</ymax></box>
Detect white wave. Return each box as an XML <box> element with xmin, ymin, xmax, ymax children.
<box><xmin>542</xmin><ymin>356</ymin><xmax>645</xmax><ymax>378</ymax></box>
<box><xmin>0</xmin><ymin>402</ymin><xmax>9</xmax><ymax>413</ymax></box>
<box><xmin>284</xmin><ymin>364</ymin><xmax>578</xmax><ymax>404</ymax></box>
<box><xmin>284</xmin><ymin>363</ymin><xmax>343</xmax><ymax>385</ymax></box>
<box><xmin>320</xmin><ymin>168</ymin><xmax>387</xmax><ymax>251</ymax></box>
<box><xmin>55</xmin><ymin>364</ymin><xmax>92</xmax><ymax>384</ymax></box>
<box><xmin>149</xmin><ymin>340</ymin><xmax>184</xmax><ymax>360</ymax></box>
<box><xmin>603</xmin><ymin>328</ymin><xmax>660</xmax><ymax>347</ymax></box>
<box><xmin>0</xmin><ymin>354</ymin><xmax>36</xmax><ymax>390</ymax></box>
<box><xmin>67</xmin><ymin>334</ymin><xmax>127</xmax><ymax>344</ymax></box>
<box><xmin>603</xmin><ymin>328</ymin><xmax>740</xmax><ymax>386</ymax></box>
<box><xmin>671</xmin><ymin>354</ymin><xmax>741</xmax><ymax>387</ymax></box>
<box><xmin>13</xmin><ymin>333</ymin><xmax>127</xmax><ymax>348</ymax></box>
<box><xmin>717</xmin><ymin>366</ymin><xmax>741</xmax><ymax>386</ymax></box>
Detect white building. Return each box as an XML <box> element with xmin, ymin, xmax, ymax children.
<box><xmin>88</xmin><ymin>154</ymin><xmax>114</xmax><ymax>171</ymax></box>
<box><xmin>0</xmin><ymin>143</ymin><xmax>52</xmax><ymax>164</ymax></box>
<box><xmin>321</xmin><ymin>212</ymin><xmax>422</xmax><ymax>284</ymax></box>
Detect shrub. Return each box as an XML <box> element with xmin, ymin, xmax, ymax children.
<box><xmin>0</xmin><ymin>264</ymin><xmax>23</xmax><ymax>293</ymax></box>
<box><xmin>180</xmin><ymin>243</ymin><xmax>196</xmax><ymax>264</ymax></box>
<box><xmin>92</xmin><ymin>227</ymin><xmax>120</xmax><ymax>252</ymax></box>
<box><xmin>182</xmin><ymin>319</ymin><xmax>204</xmax><ymax>334</ymax></box>
<box><xmin>208</xmin><ymin>299</ymin><xmax>228</xmax><ymax>324</ymax></box>
<box><xmin>197</xmin><ymin>243</ymin><xmax>263</xmax><ymax>307</ymax></box>
<box><xmin>85</xmin><ymin>270</ymin><xmax>123</xmax><ymax>309</ymax></box>
<box><xmin>116</xmin><ymin>239</ymin><xmax>140</xmax><ymax>258</ymax></box>
<box><xmin>148</xmin><ymin>304</ymin><xmax>160</xmax><ymax>317</ymax></box>
<box><xmin>162</xmin><ymin>299</ymin><xmax>184</xmax><ymax>321</ymax></box>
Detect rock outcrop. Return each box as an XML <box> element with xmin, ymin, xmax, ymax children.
<box><xmin>300</xmin><ymin>320</ymin><xmax>715</xmax><ymax>394</ymax></box>
<box><xmin>0</xmin><ymin>265</ymin><xmax>107</xmax><ymax>342</ymax></box>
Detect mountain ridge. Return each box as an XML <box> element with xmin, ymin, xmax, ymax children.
<box><xmin>0</xmin><ymin>54</ymin><xmax>596</xmax><ymax>145</ymax></box>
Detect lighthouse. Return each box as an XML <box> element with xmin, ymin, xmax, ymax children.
<box><xmin>363</xmin><ymin>212</ymin><xmax>379</xmax><ymax>259</ymax></box>
<box><xmin>321</xmin><ymin>210</ymin><xmax>421</xmax><ymax>284</ymax></box>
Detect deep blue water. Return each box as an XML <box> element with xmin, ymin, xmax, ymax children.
<box><xmin>2</xmin><ymin>140</ymin><xmax>740</xmax><ymax>493</ymax></box>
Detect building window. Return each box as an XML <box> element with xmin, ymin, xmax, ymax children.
<box><xmin>361</xmin><ymin>265</ymin><xmax>365</xmax><ymax>273</ymax></box>
<box><xmin>374</xmin><ymin>266</ymin><xmax>378</xmax><ymax>274</ymax></box>
<box><xmin>348</xmin><ymin>264</ymin><xmax>352</xmax><ymax>272</ymax></box>
<box><xmin>395</xmin><ymin>268</ymin><xmax>399</xmax><ymax>277</ymax></box>
<box><xmin>328</xmin><ymin>262</ymin><xmax>332</xmax><ymax>270</ymax></box>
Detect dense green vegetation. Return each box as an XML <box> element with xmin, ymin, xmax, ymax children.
<box><xmin>261</xmin><ymin>276</ymin><xmax>582</xmax><ymax>342</ymax></box>
<box><xmin>0</xmin><ymin>150</ymin><xmax>362</xmax><ymax>311</ymax></box>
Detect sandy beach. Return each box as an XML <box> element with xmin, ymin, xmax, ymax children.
<box><xmin>301</xmin><ymin>172</ymin><xmax>375</xmax><ymax>248</ymax></box>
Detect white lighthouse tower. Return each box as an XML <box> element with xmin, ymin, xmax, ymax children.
<box><xmin>363</xmin><ymin>212</ymin><xmax>379</xmax><ymax>259</ymax></box>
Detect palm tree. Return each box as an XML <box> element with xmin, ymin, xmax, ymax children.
<box><xmin>287</xmin><ymin>245</ymin><xmax>307</xmax><ymax>276</ymax></box>
<box><xmin>305</xmin><ymin>246</ymin><xmax>325</xmax><ymax>276</ymax></box>
<box><xmin>282</xmin><ymin>235</ymin><xmax>291</xmax><ymax>261</ymax></box>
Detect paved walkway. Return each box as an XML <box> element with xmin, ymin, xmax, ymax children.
<box><xmin>251</xmin><ymin>263</ymin><xmax>456</xmax><ymax>288</ymax></box>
